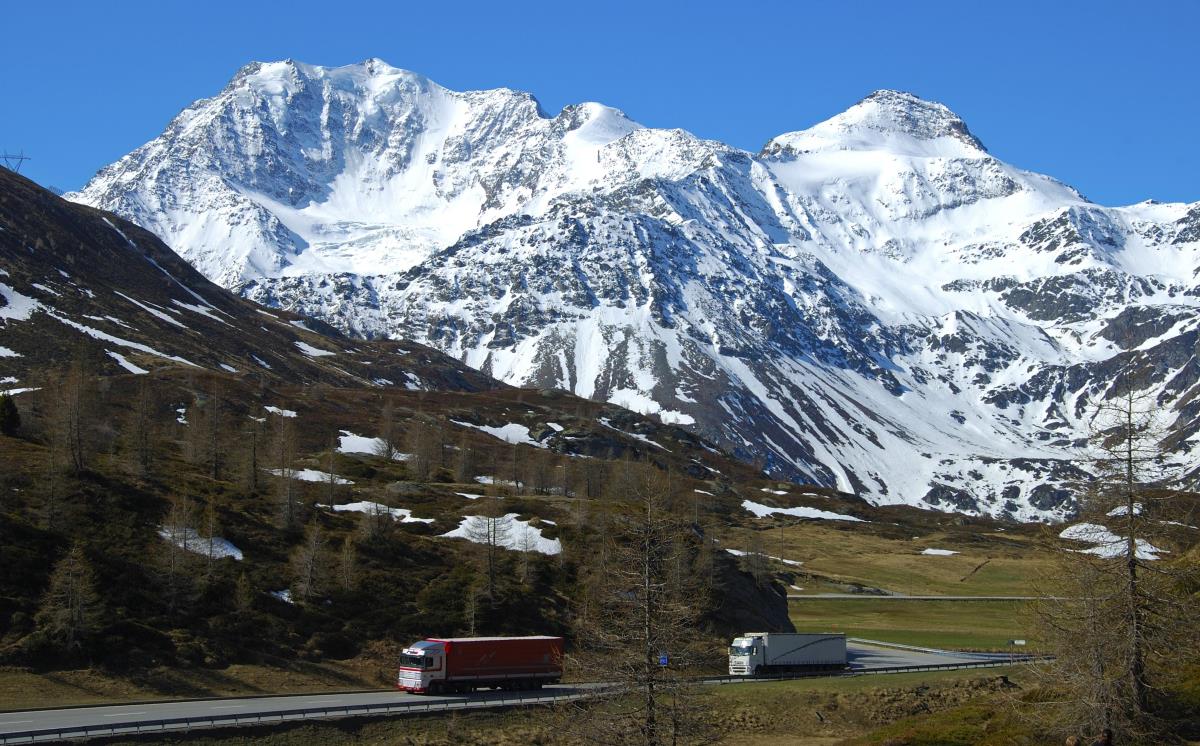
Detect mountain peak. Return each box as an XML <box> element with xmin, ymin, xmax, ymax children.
<box><xmin>763</xmin><ymin>89</ymin><xmax>986</xmax><ymax>158</ymax></box>
<box><xmin>853</xmin><ymin>90</ymin><xmax>985</xmax><ymax>149</ymax></box>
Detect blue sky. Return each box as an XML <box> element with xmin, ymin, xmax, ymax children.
<box><xmin>4</xmin><ymin>0</ymin><xmax>1197</xmax><ymax>205</ymax></box>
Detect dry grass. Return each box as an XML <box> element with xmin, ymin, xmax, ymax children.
<box><xmin>727</xmin><ymin>521</ymin><xmax>1055</xmax><ymax>596</ymax></box>
<box><xmin>789</xmin><ymin>599</ymin><xmax>1038</xmax><ymax>651</ymax></box>
<box><xmin>0</xmin><ymin>655</ymin><xmax>391</xmax><ymax>711</ymax></box>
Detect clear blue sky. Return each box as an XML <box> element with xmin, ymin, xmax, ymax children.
<box><xmin>4</xmin><ymin>0</ymin><xmax>1197</xmax><ymax>205</ymax></box>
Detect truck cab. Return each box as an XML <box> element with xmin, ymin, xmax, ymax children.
<box><xmin>728</xmin><ymin>635</ymin><xmax>764</xmax><ymax>675</ymax></box>
<box><xmin>397</xmin><ymin>640</ymin><xmax>445</xmax><ymax>693</ymax></box>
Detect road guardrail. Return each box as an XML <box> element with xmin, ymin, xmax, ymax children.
<box><xmin>0</xmin><ymin>656</ymin><xmax>1051</xmax><ymax>743</ymax></box>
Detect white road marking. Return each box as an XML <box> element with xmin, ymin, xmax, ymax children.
<box><xmin>211</xmin><ymin>705</ymin><xmax>245</xmax><ymax>709</ymax></box>
<box><xmin>0</xmin><ymin>720</ymin><xmax>33</xmax><ymax>725</ymax></box>
<box><xmin>102</xmin><ymin>711</ymin><xmax>146</xmax><ymax>717</ymax></box>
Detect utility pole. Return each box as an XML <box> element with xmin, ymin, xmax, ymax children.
<box><xmin>1</xmin><ymin>151</ymin><xmax>30</xmax><ymax>173</ymax></box>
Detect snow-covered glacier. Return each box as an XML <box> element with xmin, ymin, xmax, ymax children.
<box><xmin>70</xmin><ymin>59</ymin><xmax>1200</xmax><ymax>519</ymax></box>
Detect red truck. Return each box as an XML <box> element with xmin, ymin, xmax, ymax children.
<box><xmin>397</xmin><ymin>635</ymin><xmax>563</xmax><ymax>694</ymax></box>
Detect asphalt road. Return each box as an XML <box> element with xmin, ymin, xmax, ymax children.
<box><xmin>0</xmin><ymin>687</ymin><xmax>584</xmax><ymax>743</ymax></box>
<box><xmin>788</xmin><ymin>594</ymin><xmax>1041</xmax><ymax>601</ymax></box>
<box><xmin>0</xmin><ymin>642</ymin><xmax>1029</xmax><ymax>743</ymax></box>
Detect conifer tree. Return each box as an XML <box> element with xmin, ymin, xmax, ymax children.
<box><xmin>291</xmin><ymin>522</ymin><xmax>328</xmax><ymax>604</ymax></box>
<box><xmin>36</xmin><ymin>543</ymin><xmax>103</xmax><ymax>652</ymax></box>
<box><xmin>0</xmin><ymin>393</ymin><xmax>20</xmax><ymax>436</ymax></box>
<box><xmin>1031</xmin><ymin>380</ymin><xmax>1200</xmax><ymax>741</ymax></box>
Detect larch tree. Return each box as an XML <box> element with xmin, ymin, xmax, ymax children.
<box><xmin>453</xmin><ymin>432</ymin><xmax>479</xmax><ymax>484</ymax></box>
<box><xmin>123</xmin><ymin>378</ymin><xmax>157</xmax><ymax>478</ymax></box>
<box><xmin>291</xmin><ymin>522</ymin><xmax>328</xmax><ymax>605</ymax></box>
<box><xmin>1029</xmin><ymin>379</ymin><xmax>1200</xmax><ymax>741</ymax></box>
<box><xmin>158</xmin><ymin>497</ymin><xmax>199</xmax><ymax>613</ymax></box>
<box><xmin>242</xmin><ymin>417</ymin><xmax>262</xmax><ymax>492</ymax></box>
<box><xmin>271</xmin><ymin>414</ymin><xmax>301</xmax><ymax>530</ymax></box>
<box><xmin>337</xmin><ymin>535</ymin><xmax>358</xmax><ymax>592</ymax></box>
<box><xmin>200</xmin><ymin>494</ymin><xmax>221</xmax><ymax>585</ymax></box>
<box><xmin>50</xmin><ymin>351</ymin><xmax>94</xmax><ymax>474</ymax></box>
<box><xmin>325</xmin><ymin>431</ymin><xmax>340</xmax><ymax>507</ymax></box>
<box><xmin>35</xmin><ymin>543</ymin><xmax>103</xmax><ymax>653</ymax></box>
<box><xmin>375</xmin><ymin>399</ymin><xmax>399</xmax><ymax>460</ymax></box>
<box><xmin>465</xmin><ymin>502</ymin><xmax>512</xmax><ymax>601</ymax></box>
<box><xmin>567</xmin><ymin>463</ymin><xmax>716</xmax><ymax>746</ymax></box>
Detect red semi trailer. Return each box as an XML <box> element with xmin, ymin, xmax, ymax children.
<box><xmin>397</xmin><ymin>635</ymin><xmax>563</xmax><ymax>694</ymax></box>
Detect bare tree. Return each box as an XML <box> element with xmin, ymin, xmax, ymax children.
<box><xmin>337</xmin><ymin>535</ymin><xmax>358</xmax><ymax>592</ymax></box>
<box><xmin>567</xmin><ymin>464</ymin><xmax>716</xmax><ymax>745</ymax></box>
<box><xmin>509</xmin><ymin>443</ymin><xmax>524</xmax><ymax>493</ymax></box>
<box><xmin>50</xmin><ymin>353</ymin><xmax>94</xmax><ymax>474</ymax></box>
<box><xmin>271</xmin><ymin>415</ymin><xmax>301</xmax><ymax>530</ymax></box>
<box><xmin>243</xmin><ymin>418</ymin><xmax>262</xmax><ymax>492</ymax></box>
<box><xmin>464</xmin><ymin>579</ymin><xmax>485</xmax><ymax>636</ymax></box>
<box><xmin>1029</xmin><ymin>382</ymin><xmax>1200</xmax><ymax>740</ymax></box>
<box><xmin>42</xmin><ymin>435</ymin><xmax>62</xmax><ymax>531</ymax></box>
<box><xmin>291</xmin><ymin>522</ymin><xmax>328</xmax><ymax>605</ymax></box>
<box><xmin>357</xmin><ymin>499</ymin><xmax>392</xmax><ymax>543</ymax></box>
<box><xmin>204</xmin><ymin>388</ymin><xmax>227</xmax><ymax>481</ymax></box>
<box><xmin>740</xmin><ymin>528</ymin><xmax>771</xmax><ymax>587</ymax></box>
<box><xmin>326</xmin><ymin>432</ymin><xmax>340</xmax><ymax>506</ymax></box>
<box><xmin>35</xmin><ymin>543</ymin><xmax>103</xmax><ymax>652</ymax></box>
<box><xmin>123</xmin><ymin>378</ymin><xmax>157</xmax><ymax>478</ymax></box>
<box><xmin>200</xmin><ymin>494</ymin><xmax>221</xmax><ymax>584</ymax></box>
<box><xmin>517</xmin><ymin>523</ymin><xmax>536</xmax><ymax>584</ymax></box>
<box><xmin>234</xmin><ymin>572</ymin><xmax>256</xmax><ymax>616</ymax></box>
<box><xmin>375</xmin><ymin>399</ymin><xmax>399</xmax><ymax>460</ymax></box>
<box><xmin>465</xmin><ymin>504</ymin><xmax>512</xmax><ymax>600</ymax></box>
<box><xmin>158</xmin><ymin>497</ymin><xmax>198</xmax><ymax>612</ymax></box>
<box><xmin>454</xmin><ymin>432</ymin><xmax>479</xmax><ymax>484</ymax></box>
<box><xmin>528</xmin><ymin>452</ymin><xmax>554</xmax><ymax>495</ymax></box>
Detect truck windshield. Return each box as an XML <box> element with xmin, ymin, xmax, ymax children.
<box><xmin>729</xmin><ymin>644</ymin><xmax>754</xmax><ymax>655</ymax></box>
<box><xmin>400</xmin><ymin>654</ymin><xmax>427</xmax><ymax>668</ymax></box>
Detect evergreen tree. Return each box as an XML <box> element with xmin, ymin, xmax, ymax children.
<box><xmin>36</xmin><ymin>543</ymin><xmax>103</xmax><ymax>652</ymax></box>
<box><xmin>0</xmin><ymin>393</ymin><xmax>20</xmax><ymax>436</ymax></box>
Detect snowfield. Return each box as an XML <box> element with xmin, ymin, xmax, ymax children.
<box><xmin>158</xmin><ymin>527</ymin><xmax>243</xmax><ymax>560</ymax></box>
<box><xmin>741</xmin><ymin>499</ymin><xmax>865</xmax><ymax>523</ymax></box>
<box><xmin>67</xmin><ymin>59</ymin><xmax>1200</xmax><ymax>520</ymax></box>
<box><xmin>440</xmin><ymin>515</ymin><xmax>562</xmax><ymax>555</ymax></box>
<box><xmin>266</xmin><ymin>468</ymin><xmax>353</xmax><ymax>484</ymax></box>
<box><xmin>451</xmin><ymin>420</ymin><xmax>546</xmax><ymax>448</ymax></box>
<box><xmin>1059</xmin><ymin>523</ymin><xmax>1167</xmax><ymax>560</ymax></box>
<box><xmin>725</xmin><ymin>548</ymin><xmax>803</xmax><ymax>566</ymax></box>
<box><xmin>335</xmin><ymin>430</ymin><xmax>409</xmax><ymax>459</ymax></box>
<box><xmin>321</xmin><ymin>501</ymin><xmax>433</xmax><ymax>524</ymax></box>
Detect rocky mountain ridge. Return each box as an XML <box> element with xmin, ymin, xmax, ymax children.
<box><xmin>69</xmin><ymin>59</ymin><xmax>1200</xmax><ymax>518</ymax></box>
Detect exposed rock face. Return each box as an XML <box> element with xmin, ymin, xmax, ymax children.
<box><xmin>69</xmin><ymin>61</ymin><xmax>1200</xmax><ymax>519</ymax></box>
<box><xmin>0</xmin><ymin>167</ymin><xmax>500</xmax><ymax>392</ymax></box>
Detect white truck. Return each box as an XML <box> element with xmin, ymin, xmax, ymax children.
<box><xmin>728</xmin><ymin>632</ymin><xmax>847</xmax><ymax>676</ymax></box>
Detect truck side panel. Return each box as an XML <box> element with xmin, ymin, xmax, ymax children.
<box><xmin>763</xmin><ymin>633</ymin><xmax>847</xmax><ymax>668</ymax></box>
<box><xmin>435</xmin><ymin>637</ymin><xmax>563</xmax><ymax>681</ymax></box>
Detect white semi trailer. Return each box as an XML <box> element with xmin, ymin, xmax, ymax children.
<box><xmin>728</xmin><ymin>632</ymin><xmax>847</xmax><ymax>676</ymax></box>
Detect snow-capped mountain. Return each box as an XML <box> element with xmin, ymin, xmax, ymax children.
<box><xmin>70</xmin><ymin>59</ymin><xmax>1200</xmax><ymax>519</ymax></box>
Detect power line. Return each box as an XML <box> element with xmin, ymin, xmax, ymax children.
<box><xmin>1</xmin><ymin>150</ymin><xmax>30</xmax><ymax>173</ymax></box>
